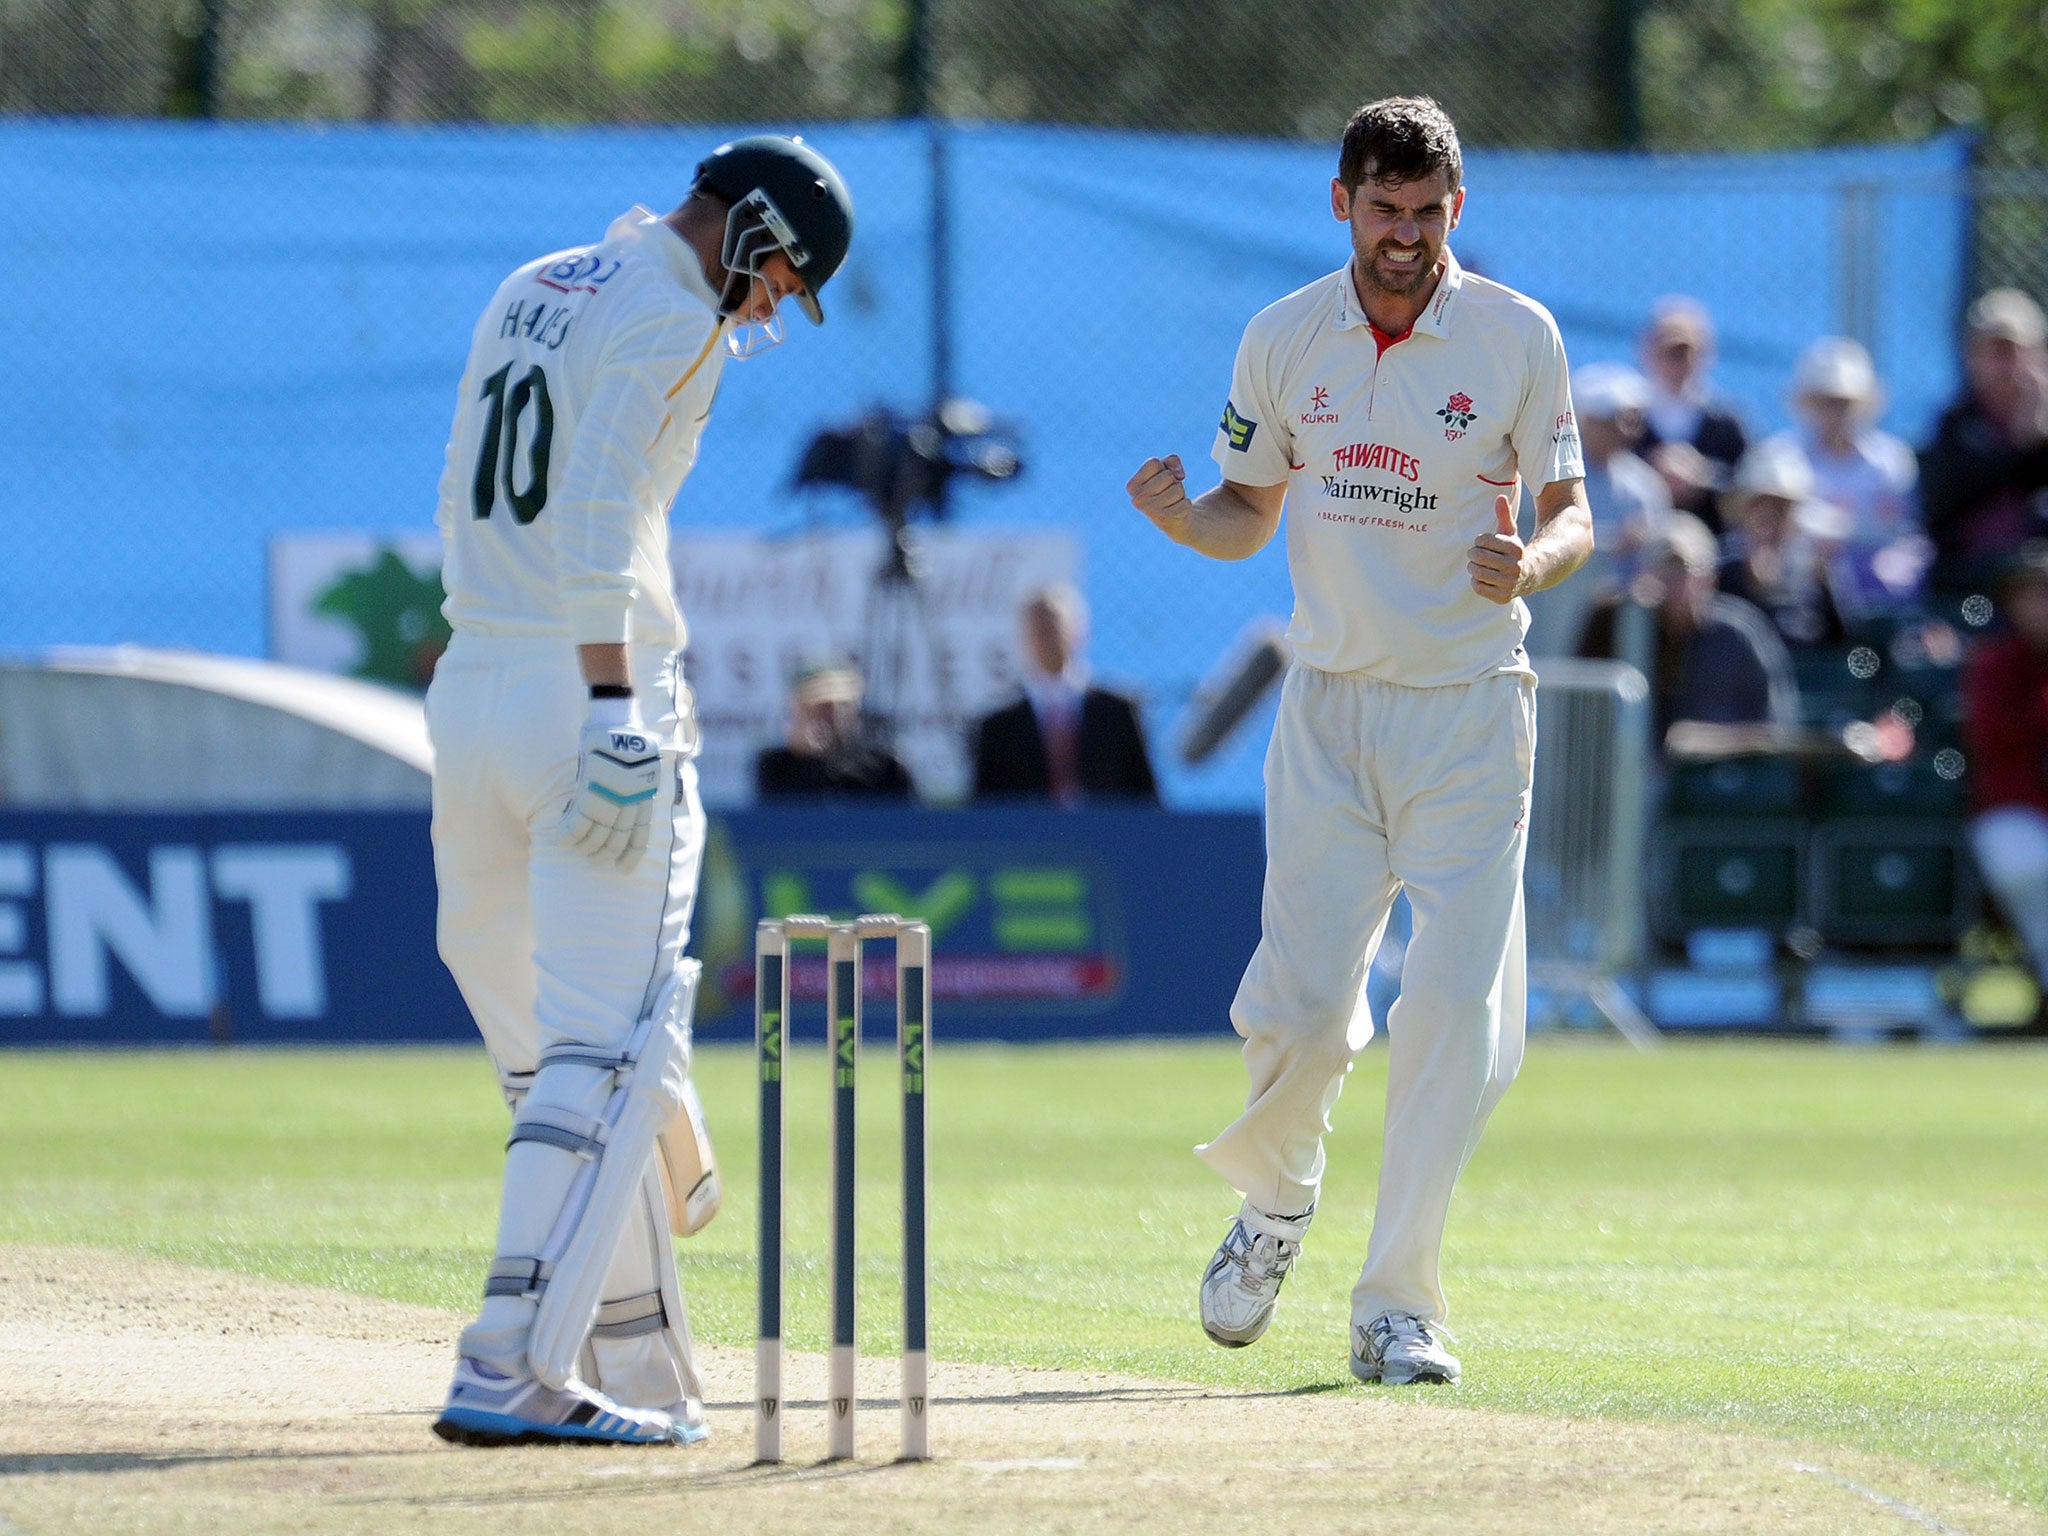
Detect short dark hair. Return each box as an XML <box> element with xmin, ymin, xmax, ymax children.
<box><xmin>1338</xmin><ymin>97</ymin><xmax>1463</xmax><ymax>195</ymax></box>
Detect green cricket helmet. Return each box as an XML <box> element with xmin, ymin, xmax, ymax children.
<box><xmin>694</xmin><ymin>134</ymin><xmax>854</xmax><ymax>328</ymax></box>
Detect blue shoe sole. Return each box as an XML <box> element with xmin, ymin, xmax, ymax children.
<box><xmin>432</xmin><ymin>1404</ymin><xmax>687</xmax><ymax>1447</ymax></box>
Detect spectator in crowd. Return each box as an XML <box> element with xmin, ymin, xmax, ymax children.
<box><xmin>1717</xmin><ymin>437</ymin><xmax>1848</xmax><ymax>652</ymax></box>
<box><xmin>971</xmin><ymin>581</ymin><xmax>1158</xmax><ymax>805</ymax></box>
<box><xmin>1637</xmin><ymin>296</ymin><xmax>1749</xmax><ymax>532</ymax></box>
<box><xmin>1963</xmin><ymin>542</ymin><xmax>2048</xmax><ymax>1019</ymax></box>
<box><xmin>1772</xmin><ymin>336</ymin><xmax>1925</xmax><ymax>614</ymax></box>
<box><xmin>1922</xmin><ymin>288</ymin><xmax>2048</xmax><ymax>595</ymax></box>
<box><xmin>1527</xmin><ymin>360</ymin><xmax>1671</xmax><ymax>656</ymax></box>
<box><xmin>755</xmin><ymin>657</ymin><xmax>915</xmax><ymax>801</ymax></box>
<box><xmin>1577</xmin><ymin>511</ymin><xmax>1799</xmax><ymax>747</ymax></box>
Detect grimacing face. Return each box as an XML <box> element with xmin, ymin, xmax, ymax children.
<box><xmin>1331</xmin><ymin>167</ymin><xmax>1463</xmax><ymax>304</ymax></box>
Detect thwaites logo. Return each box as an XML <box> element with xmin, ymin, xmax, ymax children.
<box><xmin>1436</xmin><ymin>391</ymin><xmax>1477</xmax><ymax>440</ymax></box>
<box><xmin>1299</xmin><ymin>385</ymin><xmax>1338</xmax><ymax>425</ymax></box>
<box><xmin>1331</xmin><ymin>441</ymin><xmax>1421</xmax><ymax>482</ymax></box>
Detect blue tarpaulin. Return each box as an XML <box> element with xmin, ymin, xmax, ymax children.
<box><xmin>0</xmin><ymin>121</ymin><xmax>1971</xmax><ymax>807</ymax></box>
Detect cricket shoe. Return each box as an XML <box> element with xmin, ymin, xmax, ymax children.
<box><xmin>1199</xmin><ymin>1203</ymin><xmax>1309</xmax><ymax>1348</ymax></box>
<box><xmin>1350</xmin><ymin>1312</ymin><xmax>1460</xmax><ymax>1386</ymax></box>
<box><xmin>432</xmin><ymin>1357</ymin><xmax>708</xmax><ymax>1446</ymax></box>
<box><xmin>663</xmin><ymin>1396</ymin><xmax>711</xmax><ymax>1444</ymax></box>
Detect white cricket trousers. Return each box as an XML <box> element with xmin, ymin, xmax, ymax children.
<box><xmin>426</xmin><ymin>633</ymin><xmax>705</xmax><ymax>1071</ymax></box>
<box><xmin>426</xmin><ymin>632</ymin><xmax>706</xmax><ymax>1404</ymax></box>
<box><xmin>1198</xmin><ymin>664</ymin><xmax>1534</xmax><ymax>1327</ymax></box>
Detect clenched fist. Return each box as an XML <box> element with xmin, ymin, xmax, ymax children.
<box><xmin>1468</xmin><ymin>493</ymin><xmax>1526</xmax><ymax>604</ymax></box>
<box><xmin>1127</xmin><ymin>454</ymin><xmax>1192</xmax><ymax>536</ymax></box>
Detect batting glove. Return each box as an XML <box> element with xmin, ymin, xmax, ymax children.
<box><xmin>561</xmin><ymin>700</ymin><xmax>662</xmax><ymax>871</ymax></box>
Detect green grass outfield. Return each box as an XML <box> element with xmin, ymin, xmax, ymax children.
<box><xmin>2</xmin><ymin>1039</ymin><xmax>2043</xmax><ymax>1510</ymax></box>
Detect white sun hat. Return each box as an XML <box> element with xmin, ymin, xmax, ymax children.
<box><xmin>1791</xmin><ymin>336</ymin><xmax>1882</xmax><ymax>407</ymax></box>
<box><xmin>1572</xmin><ymin>360</ymin><xmax>1652</xmax><ymax>420</ymax></box>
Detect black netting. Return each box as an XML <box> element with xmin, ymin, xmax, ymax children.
<box><xmin>1</xmin><ymin>0</ymin><xmax>1636</xmax><ymax>137</ymax></box>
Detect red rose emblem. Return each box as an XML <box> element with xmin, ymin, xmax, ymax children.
<box><xmin>1447</xmin><ymin>392</ymin><xmax>1473</xmax><ymax>414</ymax></box>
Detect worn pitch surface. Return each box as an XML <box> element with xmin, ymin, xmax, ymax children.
<box><xmin>0</xmin><ymin>1246</ymin><xmax>2039</xmax><ymax>1536</ymax></box>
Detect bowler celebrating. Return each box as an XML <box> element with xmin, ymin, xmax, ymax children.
<box><xmin>427</xmin><ymin>136</ymin><xmax>853</xmax><ymax>1445</ymax></box>
<box><xmin>1127</xmin><ymin>97</ymin><xmax>1591</xmax><ymax>1386</ymax></box>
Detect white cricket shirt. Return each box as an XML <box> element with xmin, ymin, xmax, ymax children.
<box><xmin>1211</xmin><ymin>250</ymin><xmax>1583</xmax><ymax>688</ymax></box>
<box><xmin>435</xmin><ymin>208</ymin><xmax>728</xmax><ymax>649</ymax></box>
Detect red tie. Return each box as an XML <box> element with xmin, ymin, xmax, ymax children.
<box><xmin>1044</xmin><ymin>699</ymin><xmax>1082</xmax><ymax>808</ymax></box>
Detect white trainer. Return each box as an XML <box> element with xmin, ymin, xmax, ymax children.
<box><xmin>433</xmin><ymin>1356</ymin><xmax>708</xmax><ymax>1446</ymax></box>
<box><xmin>1350</xmin><ymin>1312</ymin><xmax>1461</xmax><ymax>1385</ymax></box>
<box><xmin>1199</xmin><ymin>1205</ymin><xmax>1308</xmax><ymax>1348</ymax></box>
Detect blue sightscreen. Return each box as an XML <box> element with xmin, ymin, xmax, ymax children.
<box><xmin>0</xmin><ymin>122</ymin><xmax>1970</xmax><ymax>808</ymax></box>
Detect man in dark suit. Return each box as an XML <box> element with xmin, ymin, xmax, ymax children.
<box><xmin>971</xmin><ymin>582</ymin><xmax>1158</xmax><ymax>804</ymax></box>
<box><xmin>1637</xmin><ymin>296</ymin><xmax>1749</xmax><ymax>534</ymax></box>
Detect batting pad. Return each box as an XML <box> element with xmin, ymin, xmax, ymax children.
<box><xmin>521</xmin><ymin>967</ymin><xmax>697</xmax><ymax>1391</ymax></box>
<box><xmin>579</xmin><ymin>1161</ymin><xmax>707</xmax><ymax>1413</ymax></box>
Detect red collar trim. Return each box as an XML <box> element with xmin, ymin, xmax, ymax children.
<box><xmin>1369</xmin><ymin>321</ymin><xmax>1413</xmax><ymax>356</ymax></box>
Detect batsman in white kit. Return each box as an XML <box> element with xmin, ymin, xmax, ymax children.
<box><xmin>1127</xmin><ymin>97</ymin><xmax>1592</xmax><ymax>1386</ymax></box>
<box><xmin>425</xmin><ymin>135</ymin><xmax>854</xmax><ymax>1446</ymax></box>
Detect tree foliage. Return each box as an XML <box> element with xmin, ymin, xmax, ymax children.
<box><xmin>1640</xmin><ymin>0</ymin><xmax>2048</xmax><ymax>156</ymax></box>
<box><xmin>0</xmin><ymin>0</ymin><xmax>2044</xmax><ymax>160</ymax></box>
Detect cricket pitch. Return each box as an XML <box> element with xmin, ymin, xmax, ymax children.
<box><xmin>0</xmin><ymin>1246</ymin><xmax>2039</xmax><ymax>1536</ymax></box>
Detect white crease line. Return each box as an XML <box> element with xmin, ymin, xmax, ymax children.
<box><xmin>1789</xmin><ymin>1461</ymin><xmax>1972</xmax><ymax>1535</ymax></box>
<box><xmin>962</xmin><ymin>1457</ymin><xmax>1085</xmax><ymax>1472</ymax></box>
